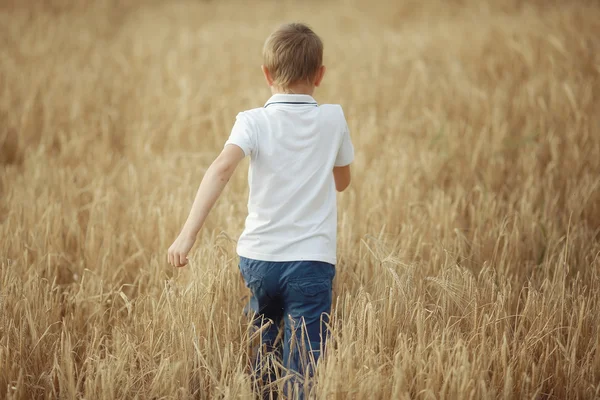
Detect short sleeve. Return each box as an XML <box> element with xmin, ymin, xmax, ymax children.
<box><xmin>334</xmin><ymin>119</ymin><xmax>354</xmax><ymax>167</ymax></box>
<box><xmin>225</xmin><ymin>112</ymin><xmax>254</xmax><ymax>157</ymax></box>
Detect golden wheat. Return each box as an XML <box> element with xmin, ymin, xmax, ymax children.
<box><xmin>1</xmin><ymin>0</ymin><xmax>599</xmax><ymax>399</ymax></box>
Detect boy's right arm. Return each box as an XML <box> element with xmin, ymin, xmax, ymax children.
<box><xmin>333</xmin><ymin>165</ymin><xmax>351</xmax><ymax>192</ymax></box>
<box><xmin>167</xmin><ymin>144</ymin><xmax>245</xmax><ymax>267</ymax></box>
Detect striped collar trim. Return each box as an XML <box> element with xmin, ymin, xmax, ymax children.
<box><xmin>264</xmin><ymin>94</ymin><xmax>318</xmax><ymax>108</ymax></box>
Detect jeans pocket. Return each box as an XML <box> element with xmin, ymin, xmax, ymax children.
<box><xmin>288</xmin><ymin>280</ymin><xmax>331</xmax><ymax>297</ymax></box>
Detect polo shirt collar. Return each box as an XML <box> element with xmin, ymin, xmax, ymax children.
<box><xmin>264</xmin><ymin>94</ymin><xmax>318</xmax><ymax>108</ymax></box>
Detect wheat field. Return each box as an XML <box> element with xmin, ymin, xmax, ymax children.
<box><xmin>1</xmin><ymin>0</ymin><xmax>600</xmax><ymax>398</ymax></box>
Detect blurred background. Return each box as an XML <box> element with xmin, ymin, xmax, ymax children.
<box><xmin>1</xmin><ymin>0</ymin><xmax>599</xmax><ymax>398</ymax></box>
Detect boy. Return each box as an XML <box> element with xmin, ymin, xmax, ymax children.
<box><xmin>167</xmin><ymin>23</ymin><xmax>354</xmax><ymax>397</ymax></box>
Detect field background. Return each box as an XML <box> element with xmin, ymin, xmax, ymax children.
<box><xmin>1</xmin><ymin>0</ymin><xmax>600</xmax><ymax>398</ymax></box>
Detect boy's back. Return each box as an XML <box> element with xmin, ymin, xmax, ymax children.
<box><xmin>226</xmin><ymin>93</ymin><xmax>354</xmax><ymax>264</ymax></box>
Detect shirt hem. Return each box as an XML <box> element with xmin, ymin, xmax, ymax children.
<box><xmin>237</xmin><ymin>248</ymin><xmax>337</xmax><ymax>265</ymax></box>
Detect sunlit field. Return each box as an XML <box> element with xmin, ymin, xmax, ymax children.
<box><xmin>1</xmin><ymin>0</ymin><xmax>599</xmax><ymax>398</ymax></box>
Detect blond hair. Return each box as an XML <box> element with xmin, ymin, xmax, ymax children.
<box><xmin>263</xmin><ymin>23</ymin><xmax>323</xmax><ymax>88</ymax></box>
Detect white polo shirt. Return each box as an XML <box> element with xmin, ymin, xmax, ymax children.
<box><xmin>225</xmin><ymin>94</ymin><xmax>354</xmax><ymax>265</ymax></box>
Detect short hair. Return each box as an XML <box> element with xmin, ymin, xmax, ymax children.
<box><xmin>263</xmin><ymin>23</ymin><xmax>323</xmax><ymax>88</ymax></box>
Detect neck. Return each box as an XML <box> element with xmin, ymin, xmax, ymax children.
<box><xmin>271</xmin><ymin>82</ymin><xmax>315</xmax><ymax>96</ymax></box>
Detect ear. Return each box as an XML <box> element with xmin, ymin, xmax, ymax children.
<box><xmin>314</xmin><ymin>65</ymin><xmax>326</xmax><ymax>87</ymax></box>
<box><xmin>261</xmin><ymin>65</ymin><xmax>274</xmax><ymax>87</ymax></box>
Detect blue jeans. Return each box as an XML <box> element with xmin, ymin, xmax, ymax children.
<box><xmin>239</xmin><ymin>256</ymin><xmax>335</xmax><ymax>398</ymax></box>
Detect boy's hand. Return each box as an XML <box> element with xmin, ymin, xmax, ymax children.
<box><xmin>168</xmin><ymin>233</ymin><xmax>196</xmax><ymax>267</ymax></box>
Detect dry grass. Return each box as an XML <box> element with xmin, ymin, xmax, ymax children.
<box><xmin>1</xmin><ymin>0</ymin><xmax>600</xmax><ymax>398</ymax></box>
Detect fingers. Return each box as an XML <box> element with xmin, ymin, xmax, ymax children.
<box><xmin>168</xmin><ymin>233</ymin><xmax>197</xmax><ymax>268</ymax></box>
<box><xmin>179</xmin><ymin>253</ymin><xmax>188</xmax><ymax>267</ymax></box>
<box><xmin>168</xmin><ymin>249</ymin><xmax>189</xmax><ymax>267</ymax></box>
<box><xmin>168</xmin><ymin>247</ymin><xmax>178</xmax><ymax>267</ymax></box>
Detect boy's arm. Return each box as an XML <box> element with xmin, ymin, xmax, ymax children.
<box><xmin>168</xmin><ymin>144</ymin><xmax>245</xmax><ymax>267</ymax></box>
<box><xmin>333</xmin><ymin>109</ymin><xmax>353</xmax><ymax>192</ymax></box>
<box><xmin>333</xmin><ymin>165</ymin><xmax>351</xmax><ymax>192</ymax></box>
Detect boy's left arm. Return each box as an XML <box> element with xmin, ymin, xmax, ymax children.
<box><xmin>168</xmin><ymin>144</ymin><xmax>245</xmax><ymax>267</ymax></box>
